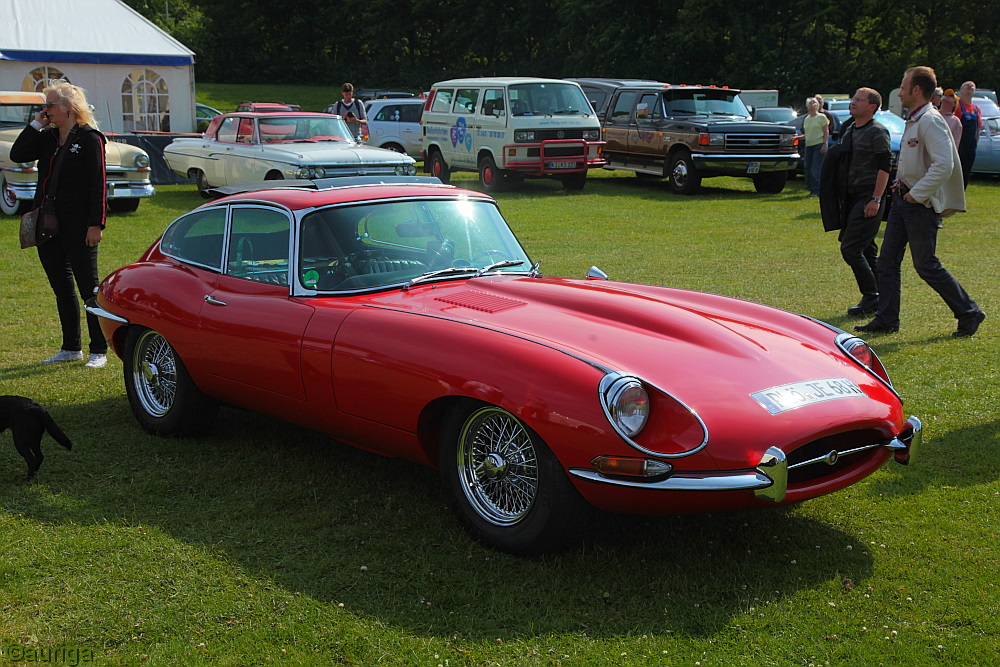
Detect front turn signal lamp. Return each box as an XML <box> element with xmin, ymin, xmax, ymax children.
<box><xmin>592</xmin><ymin>456</ymin><xmax>672</xmax><ymax>478</ymax></box>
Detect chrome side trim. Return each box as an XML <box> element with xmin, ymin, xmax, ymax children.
<box><xmin>84</xmin><ymin>298</ymin><xmax>129</xmax><ymax>325</ymax></box>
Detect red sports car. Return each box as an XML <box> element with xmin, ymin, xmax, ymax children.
<box><xmin>88</xmin><ymin>177</ymin><xmax>920</xmax><ymax>555</ymax></box>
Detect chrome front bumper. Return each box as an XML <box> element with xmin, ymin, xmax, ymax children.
<box><xmin>568</xmin><ymin>416</ymin><xmax>922</xmax><ymax>503</ymax></box>
<box><xmin>5</xmin><ymin>180</ymin><xmax>155</xmax><ymax>201</ymax></box>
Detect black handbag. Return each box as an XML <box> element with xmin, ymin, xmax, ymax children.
<box><xmin>19</xmin><ymin>126</ymin><xmax>76</xmax><ymax>249</ymax></box>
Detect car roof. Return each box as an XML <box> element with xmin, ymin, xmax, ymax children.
<box><xmin>0</xmin><ymin>91</ymin><xmax>45</xmax><ymax>104</ymax></box>
<box><xmin>216</xmin><ymin>111</ymin><xmax>334</xmax><ymax>119</ymax></box>
<box><xmin>203</xmin><ymin>177</ymin><xmax>492</xmax><ymax>210</ymax></box>
<box><xmin>432</xmin><ymin>77</ymin><xmax>576</xmax><ymax>87</ymax></box>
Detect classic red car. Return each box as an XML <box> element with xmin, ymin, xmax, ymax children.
<box><xmin>88</xmin><ymin>177</ymin><xmax>920</xmax><ymax>554</ymax></box>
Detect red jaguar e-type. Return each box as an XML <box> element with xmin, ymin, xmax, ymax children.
<box><xmin>88</xmin><ymin>177</ymin><xmax>920</xmax><ymax>555</ymax></box>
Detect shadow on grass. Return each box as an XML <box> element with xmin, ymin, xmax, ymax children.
<box><xmin>2</xmin><ymin>397</ymin><xmax>878</xmax><ymax>640</ymax></box>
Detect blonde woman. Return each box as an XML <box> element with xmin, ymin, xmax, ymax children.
<box><xmin>802</xmin><ymin>96</ymin><xmax>829</xmax><ymax>196</ymax></box>
<box><xmin>11</xmin><ymin>80</ymin><xmax>109</xmax><ymax>368</ymax></box>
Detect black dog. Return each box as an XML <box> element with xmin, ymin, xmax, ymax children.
<box><xmin>0</xmin><ymin>395</ymin><xmax>74</xmax><ymax>481</ymax></box>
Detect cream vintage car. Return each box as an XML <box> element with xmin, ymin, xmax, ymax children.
<box><xmin>162</xmin><ymin>111</ymin><xmax>416</xmax><ymax>193</ymax></box>
<box><xmin>1</xmin><ymin>91</ymin><xmax>155</xmax><ymax>215</ymax></box>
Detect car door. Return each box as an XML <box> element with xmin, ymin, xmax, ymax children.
<box><xmin>627</xmin><ymin>92</ymin><xmax>666</xmax><ymax>171</ymax></box>
<box><xmin>450</xmin><ymin>87</ymin><xmax>480</xmax><ymax>169</ymax></box>
<box><xmin>974</xmin><ymin>117</ymin><xmax>1000</xmax><ymax>173</ymax></box>
<box><xmin>475</xmin><ymin>88</ymin><xmax>507</xmax><ymax>164</ymax></box>
<box><xmin>197</xmin><ymin>204</ymin><xmax>314</xmax><ymax>401</ymax></box>
<box><xmin>604</xmin><ymin>90</ymin><xmax>640</xmax><ymax>165</ymax></box>
<box><xmin>223</xmin><ymin>117</ymin><xmax>264</xmax><ymax>185</ymax></box>
<box><xmin>206</xmin><ymin>116</ymin><xmax>240</xmax><ymax>185</ymax></box>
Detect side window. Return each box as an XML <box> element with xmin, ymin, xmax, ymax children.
<box><xmin>480</xmin><ymin>89</ymin><xmax>505</xmax><ymax>117</ymax></box>
<box><xmin>611</xmin><ymin>91</ymin><xmax>640</xmax><ymax>122</ymax></box>
<box><xmin>236</xmin><ymin>119</ymin><xmax>255</xmax><ymax>143</ymax></box>
<box><xmin>216</xmin><ymin>117</ymin><xmax>238</xmax><ymax>143</ymax></box>
<box><xmin>989</xmin><ymin>118</ymin><xmax>1000</xmax><ymax>136</ymax></box>
<box><xmin>227</xmin><ymin>207</ymin><xmax>291</xmax><ymax>286</ymax></box>
<box><xmin>430</xmin><ymin>89</ymin><xmax>454</xmax><ymax>113</ymax></box>
<box><xmin>399</xmin><ymin>104</ymin><xmax>422</xmax><ymax>123</ymax></box>
<box><xmin>374</xmin><ymin>106</ymin><xmax>395</xmax><ymax>122</ymax></box>
<box><xmin>160</xmin><ymin>208</ymin><xmax>226</xmax><ymax>271</ymax></box>
<box><xmin>455</xmin><ymin>88</ymin><xmax>480</xmax><ymax>113</ymax></box>
<box><xmin>636</xmin><ymin>93</ymin><xmax>661</xmax><ymax>122</ymax></box>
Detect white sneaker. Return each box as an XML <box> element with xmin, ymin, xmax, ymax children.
<box><xmin>42</xmin><ymin>349</ymin><xmax>84</xmax><ymax>364</ymax></box>
<box><xmin>85</xmin><ymin>353</ymin><xmax>108</xmax><ymax>369</ymax></box>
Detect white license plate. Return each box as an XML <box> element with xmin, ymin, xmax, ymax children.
<box><xmin>747</xmin><ymin>161</ymin><xmax>761</xmax><ymax>174</ymax></box>
<box><xmin>750</xmin><ymin>378</ymin><xmax>865</xmax><ymax>414</ymax></box>
<box><xmin>548</xmin><ymin>161</ymin><xmax>577</xmax><ymax>169</ymax></box>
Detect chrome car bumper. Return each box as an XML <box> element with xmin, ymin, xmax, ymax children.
<box><xmin>691</xmin><ymin>154</ymin><xmax>800</xmax><ymax>173</ymax></box>
<box><xmin>568</xmin><ymin>416</ymin><xmax>921</xmax><ymax>503</ymax></box>
<box><xmin>6</xmin><ymin>180</ymin><xmax>155</xmax><ymax>201</ymax></box>
<box><xmin>84</xmin><ymin>299</ymin><xmax>129</xmax><ymax>325</ymax></box>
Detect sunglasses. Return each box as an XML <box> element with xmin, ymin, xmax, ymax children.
<box><xmin>42</xmin><ymin>102</ymin><xmax>60</xmax><ymax>108</ymax></box>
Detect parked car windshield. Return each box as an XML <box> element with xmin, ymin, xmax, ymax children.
<box><xmin>663</xmin><ymin>89</ymin><xmax>750</xmax><ymax>118</ymax></box>
<box><xmin>0</xmin><ymin>102</ymin><xmax>40</xmax><ymax>127</ymax></box>
<box><xmin>259</xmin><ymin>116</ymin><xmax>354</xmax><ymax>143</ymax></box>
<box><xmin>299</xmin><ymin>198</ymin><xmax>532</xmax><ymax>292</ymax></box>
<box><xmin>509</xmin><ymin>83</ymin><xmax>593</xmax><ymax>116</ymax></box>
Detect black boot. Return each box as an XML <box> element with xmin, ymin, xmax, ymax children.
<box><xmin>847</xmin><ymin>294</ymin><xmax>879</xmax><ymax>318</ymax></box>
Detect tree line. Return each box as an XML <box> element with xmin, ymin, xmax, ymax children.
<box><xmin>125</xmin><ymin>0</ymin><xmax>999</xmax><ymax>107</ymax></box>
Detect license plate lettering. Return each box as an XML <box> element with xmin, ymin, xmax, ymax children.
<box><xmin>747</xmin><ymin>161</ymin><xmax>761</xmax><ymax>174</ymax></box>
<box><xmin>751</xmin><ymin>378</ymin><xmax>864</xmax><ymax>414</ymax></box>
<box><xmin>548</xmin><ymin>161</ymin><xmax>577</xmax><ymax>169</ymax></box>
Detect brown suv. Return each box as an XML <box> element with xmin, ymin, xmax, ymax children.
<box><xmin>570</xmin><ymin>79</ymin><xmax>799</xmax><ymax>194</ymax></box>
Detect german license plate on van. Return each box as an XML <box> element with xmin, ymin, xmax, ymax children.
<box><xmin>548</xmin><ymin>161</ymin><xmax>577</xmax><ymax>169</ymax></box>
<box><xmin>747</xmin><ymin>161</ymin><xmax>761</xmax><ymax>174</ymax></box>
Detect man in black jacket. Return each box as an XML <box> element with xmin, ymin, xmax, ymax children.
<box><xmin>827</xmin><ymin>88</ymin><xmax>892</xmax><ymax>317</ymax></box>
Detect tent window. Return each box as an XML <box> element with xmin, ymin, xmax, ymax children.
<box><xmin>121</xmin><ymin>69</ymin><xmax>170</xmax><ymax>132</ymax></box>
<box><xmin>22</xmin><ymin>67</ymin><xmax>67</xmax><ymax>92</ymax></box>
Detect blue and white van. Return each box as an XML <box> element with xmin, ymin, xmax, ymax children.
<box><xmin>420</xmin><ymin>77</ymin><xmax>605</xmax><ymax>191</ymax></box>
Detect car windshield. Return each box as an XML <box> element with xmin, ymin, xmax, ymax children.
<box><xmin>298</xmin><ymin>198</ymin><xmax>532</xmax><ymax>292</ymax></box>
<box><xmin>509</xmin><ymin>83</ymin><xmax>593</xmax><ymax>116</ymax></box>
<box><xmin>663</xmin><ymin>89</ymin><xmax>750</xmax><ymax>118</ymax></box>
<box><xmin>0</xmin><ymin>102</ymin><xmax>41</xmax><ymax>128</ymax></box>
<box><xmin>259</xmin><ymin>116</ymin><xmax>354</xmax><ymax>143</ymax></box>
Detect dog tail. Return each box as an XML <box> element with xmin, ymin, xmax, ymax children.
<box><xmin>41</xmin><ymin>409</ymin><xmax>74</xmax><ymax>450</ymax></box>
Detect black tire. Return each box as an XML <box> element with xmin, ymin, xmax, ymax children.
<box><xmin>752</xmin><ymin>170</ymin><xmax>788</xmax><ymax>194</ymax></box>
<box><xmin>667</xmin><ymin>152</ymin><xmax>701</xmax><ymax>195</ymax></box>
<box><xmin>428</xmin><ymin>150</ymin><xmax>451</xmax><ymax>184</ymax></box>
<box><xmin>381</xmin><ymin>142</ymin><xmax>405</xmax><ymax>153</ymax></box>
<box><xmin>191</xmin><ymin>169</ymin><xmax>211</xmax><ymax>197</ymax></box>
<box><xmin>478</xmin><ymin>154</ymin><xmax>505</xmax><ymax>192</ymax></box>
<box><xmin>108</xmin><ymin>198</ymin><xmax>140</xmax><ymax>213</ymax></box>
<box><xmin>439</xmin><ymin>402</ymin><xmax>591</xmax><ymax>555</ymax></box>
<box><xmin>123</xmin><ymin>327</ymin><xmax>219</xmax><ymax>436</ymax></box>
<box><xmin>560</xmin><ymin>172</ymin><xmax>587</xmax><ymax>191</ymax></box>
<box><xmin>1</xmin><ymin>174</ymin><xmax>28</xmax><ymax>216</ymax></box>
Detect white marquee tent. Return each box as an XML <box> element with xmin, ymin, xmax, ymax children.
<box><xmin>0</xmin><ymin>0</ymin><xmax>197</xmax><ymax>133</ymax></box>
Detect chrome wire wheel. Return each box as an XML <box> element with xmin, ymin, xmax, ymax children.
<box><xmin>456</xmin><ymin>407</ymin><xmax>539</xmax><ymax>526</ymax></box>
<box><xmin>130</xmin><ymin>330</ymin><xmax>178</xmax><ymax>418</ymax></box>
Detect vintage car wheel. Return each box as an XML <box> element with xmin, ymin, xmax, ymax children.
<box><xmin>381</xmin><ymin>142</ymin><xmax>405</xmax><ymax>153</ymax></box>
<box><xmin>478</xmin><ymin>155</ymin><xmax>505</xmax><ymax>192</ymax></box>
<box><xmin>1</xmin><ymin>175</ymin><xmax>28</xmax><ymax>216</ymax></box>
<box><xmin>752</xmin><ymin>170</ymin><xmax>788</xmax><ymax>194</ymax></box>
<box><xmin>124</xmin><ymin>327</ymin><xmax>219</xmax><ymax>436</ymax></box>
<box><xmin>191</xmin><ymin>169</ymin><xmax>211</xmax><ymax>195</ymax></box>
<box><xmin>440</xmin><ymin>402</ymin><xmax>590</xmax><ymax>555</ymax></box>
<box><xmin>428</xmin><ymin>150</ymin><xmax>451</xmax><ymax>184</ymax></box>
<box><xmin>667</xmin><ymin>152</ymin><xmax>702</xmax><ymax>195</ymax></box>
<box><xmin>108</xmin><ymin>198</ymin><xmax>140</xmax><ymax>213</ymax></box>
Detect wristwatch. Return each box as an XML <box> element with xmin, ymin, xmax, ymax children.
<box><xmin>871</xmin><ymin>196</ymin><xmax>882</xmax><ymax>203</ymax></box>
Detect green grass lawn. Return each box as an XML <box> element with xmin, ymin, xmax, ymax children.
<box><xmin>1</xmin><ymin>170</ymin><xmax>998</xmax><ymax>665</ymax></box>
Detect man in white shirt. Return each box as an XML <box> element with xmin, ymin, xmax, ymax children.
<box><xmin>856</xmin><ymin>66</ymin><xmax>984</xmax><ymax>337</ymax></box>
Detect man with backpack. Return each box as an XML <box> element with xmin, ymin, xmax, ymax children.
<box><xmin>333</xmin><ymin>83</ymin><xmax>367</xmax><ymax>139</ymax></box>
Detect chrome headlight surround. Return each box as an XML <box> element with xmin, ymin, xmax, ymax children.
<box><xmin>599</xmin><ymin>372</ymin><xmax>650</xmax><ymax>438</ymax></box>
<box><xmin>837</xmin><ymin>333</ymin><xmax>895</xmax><ymax>392</ymax></box>
<box><xmin>132</xmin><ymin>153</ymin><xmax>150</xmax><ymax>169</ymax></box>
<box><xmin>396</xmin><ymin>163</ymin><xmax>417</xmax><ymax>175</ymax></box>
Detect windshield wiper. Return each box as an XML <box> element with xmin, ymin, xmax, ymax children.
<box><xmin>476</xmin><ymin>259</ymin><xmax>525</xmax><ymax>276</ymax></box>
<box><xmin>402</xmin><ymin>266</ymin><xmax>478</xmax><ymax>290</ymax></box>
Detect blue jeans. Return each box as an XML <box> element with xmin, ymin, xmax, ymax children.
<box><xmin>803</xmin><ymin>143</ymin><xmax>825</xmax><ymax>194</ymax></box>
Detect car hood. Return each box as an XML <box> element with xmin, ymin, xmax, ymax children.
<box><xmin>264</xmin><ymin>141</ymin><xmax>415</xmax><ymax>164</ymax></box>
<box><xmin>356</xmin><ymin>275</ymin><xmax>868</xmax><ymax>397</ymax></box>
<box><xmin>692</xmin><ymin>119</ymin><xmax>796</xmax><ymax>133</ymax></box>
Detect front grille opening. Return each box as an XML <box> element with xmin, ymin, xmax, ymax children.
<box><xmin>786</xmin><ymin>429</ymin><xmax>885</xmax><ymax>484</ymax></box>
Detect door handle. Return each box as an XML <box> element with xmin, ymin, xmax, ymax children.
<box><xmin>205</xmin><ymin>295</ymin><xmax>227</xmax><ymax>306</ymax></box>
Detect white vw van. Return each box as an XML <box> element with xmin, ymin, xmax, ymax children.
<box><xmin>420</xmin><ymin>77</ymin><xmax>605</xmax><ymax>191</ymax></box>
